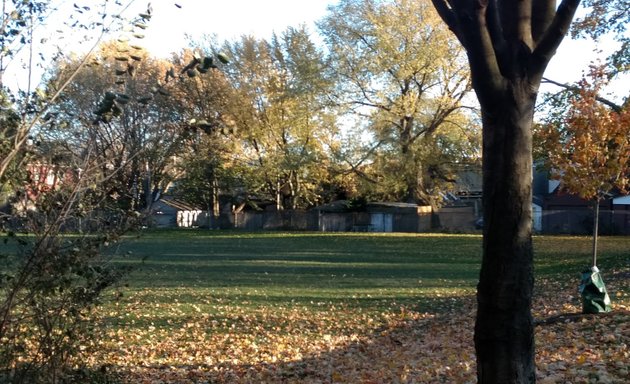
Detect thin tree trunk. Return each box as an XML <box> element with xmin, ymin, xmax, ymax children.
<box><xmin>592</xmin><ymin>199</ymin><xmax>599</xmax><ymax>268</ymax></box>
<box><xmin>212</xmin><ymin>176</ymin><xmax>220</xmax><ymax>220</ymax></box>
<box><xmin>144</xmin><ymin>162</ymin><xmax>152</xmax><ymax>211</ymax></box>
<box><xmin>475</xmin><ymin>84</ymin><xmax>536</xmax><ymax>383</ymax></box>
<box><xmin>276</xmin><ymin>177</ymin><xmax>282</xmax><ymax>211</ymax></box>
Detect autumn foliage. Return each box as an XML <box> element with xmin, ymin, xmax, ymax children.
<box><xmin>539</xmin><ymin>67</ymin><xmax>630</xmax><ymax>199</ymax></box>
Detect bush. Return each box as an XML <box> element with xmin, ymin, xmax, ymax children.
<box><xmin>0</xmin><ymin>188</ymin><xmax>140</xmax><ymax>383</ymax></box>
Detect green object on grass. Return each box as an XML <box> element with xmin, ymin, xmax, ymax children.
<box><xmin>579</xmin><ymin>266</ymin><xmax>612</xmax><ymax>314</ymax></box>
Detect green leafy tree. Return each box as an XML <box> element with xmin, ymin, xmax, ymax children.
<box><xmin>430</xmin><ymin>0</ymin><xmax>581</xmax><ymax>382</ymax></box>
<box><xmin>170</xmin><ymin>143</ymin><xmax>244</xmax><ymax>227</ymax></box>
<box><xmin>319</xmin><ymin>0</ymin><xmax>478</xmax><ymax>206</ymax></box>
<box><xmin>163</xmin><ymin>45</ymin><xmax>238</xmax><ymax>219</ymax></box>
<box><xmin>221</xmin><ymin>27</ymin><xmax>337</xmax><ymax>209</ymax></box>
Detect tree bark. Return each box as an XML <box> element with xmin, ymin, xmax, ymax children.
<box><xmin>475</xmin><ymin>81</ymin><xmax>536</xmax><ymax>383</ymax></box>
<box><xmin>430</xmin><ymin>0</ymin><xmax>581</xmax><ymax>382</ymax></box>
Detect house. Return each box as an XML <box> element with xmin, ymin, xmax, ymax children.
<box><xmin>452</xmin><ymin>165</ymin><xmax>483</xmax><ymax>217</ymax></box>
<box><xmin>535</xmin><ymin>170</ymin><xmax>630</xmax><ymax>234</ymax></box>
<box><xmin>446</xmin><ymin>165</ymin><xmax>546</xmax><ymax>233</ymax></box>
<box><xmin>12</xmin><ymin>162</ymin><xmax>78</xmax><ymax>213</ymax></box>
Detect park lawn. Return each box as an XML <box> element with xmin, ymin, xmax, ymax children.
<box><xmin>90</xmin><ymin>231</ymin><xmax>630</xmax><ymax>383</ymax></box>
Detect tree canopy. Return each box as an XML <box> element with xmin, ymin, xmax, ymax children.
<box><xmin>320</xmin><ymin>0</ymin><xmax>478</xmax><ymax>206</ymax></box>
<box><xmin>539</xmin><ymin>68</ymin><xmax>630</xmax><ymax>200</ymax></box>
<box><xmin>218</xmin><ymin>27</ymin><xmax>337</xmax><ymax>210</ymax></box>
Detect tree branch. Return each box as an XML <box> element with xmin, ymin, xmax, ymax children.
<box><xmin>468</xmin><ymin>1</ymin><xmax>504</xmax><ymax>96</ymax></box>
<box><xmin>430</xmin><ymin>0</ymin><xmax>461</xmax><ymax>42</ymax></box>
<box><xmin>485</xmin><ymin>0</ymin><xmax>507</xmax><ymax>68</ymax></box>
<box><xmin>530</xmin><ymin>0</ymin><xmax>582</xmax><ymax>80</ymax></box>
<box><xmin>517</xmin><ymin>0</ymin><xmax>534</xmax><ymax>49</ymax></box>
<box><xmin>349</xmin><ymin>99</ymin><xmax>391</xmax><ymax>112</ymax></box>
<box><xmin>432</xmin><ymin>1</ymin><xmax>504</xmax><ymax>103</ymax></box>
<box><xmin>531</xmin><ymin>0</ymin><xmax>556</xmax><ymax>44</ymax></box>
<box><xmin>542</xmin><ymin>77</ymin><xmax>623</xmax><ymax>112</ymax></box>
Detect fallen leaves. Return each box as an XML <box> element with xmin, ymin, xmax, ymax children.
<box><xmin>88</xmin><ymin>292</ymin><xmax>477</xmax><ymax>383</ymax></box>
<box><xmin>82</xmin><ymin>257</ymin><xmax>630</xmax><ymax>383</ymax></box>
<box><xmin>534</xmin><ymin>269</ymin><xmax>630</xmax><ymax>384</ymax></box>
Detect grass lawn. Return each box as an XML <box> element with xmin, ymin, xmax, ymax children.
<box><xmin>90</xmin><ymin>231</ymin><xmax>630</xmax><ymax>383</ymax></box>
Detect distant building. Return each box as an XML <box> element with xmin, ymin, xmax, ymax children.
<box><xmin>149</xmin><ymin>197</ymin><xmax>204</xmax><ymax>228</ymax></box>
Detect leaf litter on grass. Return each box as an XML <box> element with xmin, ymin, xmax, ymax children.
<box><xmin>84</xmin><ymin>233</ymin><xmax>629</xmax><ymax>383</ymax></box>
<box><xmin>85</xmin><ymin>266</ymin><xmax>630</xmax><ymax>384</ymax></box>
<box><xmin>89</xmin><ymin>291</ymin><xmax>477</xmax><ymax>383</ymax></box>
<box><xmin>533</xmin><ymin>267</ymin><xmax>630</xmax><ymax>384</ymax></box>
<box><xmin>82</xmin><ymin>272</ymin><xmax>630</xmax><ymax>384</ymax></box>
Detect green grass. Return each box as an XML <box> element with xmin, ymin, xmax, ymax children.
<box><xmin>4</xmin><ymin>230</ymin><xmax>629</xmax><ymax>382</ymax></box>
<box><xmin>114</xmin><ymin>231</ymin><xmax>480</xmax><ymax>300</ymax></box>
<box><xmin>106</xmin><ymin>230</ymin><xmax>630</xmax><ymax>320</ymax></box>
<box><xmin>533</xmin><ymin>235</ymin><xmax>630</xmax><ymax>275</ymax></box>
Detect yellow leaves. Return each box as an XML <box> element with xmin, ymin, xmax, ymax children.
<box><xmin>576</xmin><ymin>354</ymin><xmax>587</xmax><ymax>365</ymax></box>
<box><xmin>87</xmin><ymin>289</ymin><xmax>477</xmax><ymax>383</ymax></box>
<box><xmin>331</xmin><ymin>371</ymin><xmax>343</xmax><ymax>382</ymax></box>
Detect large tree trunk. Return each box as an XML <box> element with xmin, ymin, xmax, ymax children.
<box><xmin>475</xmin><ymin>83</ymin><xmax>536</xmax><ymax>383</ymax></box>
<box><xmin>430</xmin><ymin>0</ymin><xmax>581</xmax><ymax>382</ymax></box>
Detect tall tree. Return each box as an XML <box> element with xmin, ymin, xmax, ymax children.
<box><xmin>45</xmin><ymin>42</ymin><xmax>200</xmax><ymax>211</ymax></box>
<box><xmin>164</xmin><ymin>46</ymin><xmax>236</xmax><ymax>219</ymax></box>
<box><xmin>429</xmin><ymin>1</ymin><xmax>581</xmax><ymax>382</ymax></box>
<box><xmin>320</xmin><ymin>0</ymin><xmax>477</xmax><ymax>206</ymax></box>
<box><xmin>0</xmin><ymin>0</ymin><xmax>142</xmax><ymax>180</ymax></box>
<box><xmin>222</xmin><ymin>27</ymin><xmax>336</xmax><ymax>210</ymax></box>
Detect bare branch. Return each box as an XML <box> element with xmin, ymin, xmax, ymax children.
<box><xmin>542</xmin><ymin>77</ymin><xmax>623</xmax><ymax>112</ymax></box>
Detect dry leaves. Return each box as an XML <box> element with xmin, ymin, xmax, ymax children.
<box><xmin>534</xmin><ymin>268</ymin><xmax>630</xmax><ymax>384</ymax></box>
<box><xmin>85</xmin><ymin>267</ymin><xmax>630</xmax><ymax>383</ymax></box>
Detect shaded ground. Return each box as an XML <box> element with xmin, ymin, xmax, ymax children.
<box><xmin>85</xmin><ymin>233</ymin><xmax>629</xmax><ymax>383</ymax></box>
<box><xmin>92</xmin><ymin>274</ymin><xmax>630</xmax><ymax>384</ymax></box>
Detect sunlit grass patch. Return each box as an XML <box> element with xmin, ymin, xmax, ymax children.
<box><xmin>84</xmin><ymin>230</ymin><xmax>630</xmax><ymax>383</ymax></box>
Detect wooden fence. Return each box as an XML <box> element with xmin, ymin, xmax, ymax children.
<box><xmin>161</xmin><ymin>208</ymin><xmax>630</xmax><ymax>235</ymax></box>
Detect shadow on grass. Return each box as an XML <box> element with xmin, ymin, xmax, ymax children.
<box><xmin>0</xmin><ymin>364</ymin><xmax>122</xmax><ymax>384</ymax></box>
<box><xmin>110</xmin><ymin>295</ymin><xmax>478</xmax><ymax>384</ymax></box>
<box><xmin>97</xmin><ymin>232</ymin><xmax>629</xmax><ymax>382</ymax></box>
